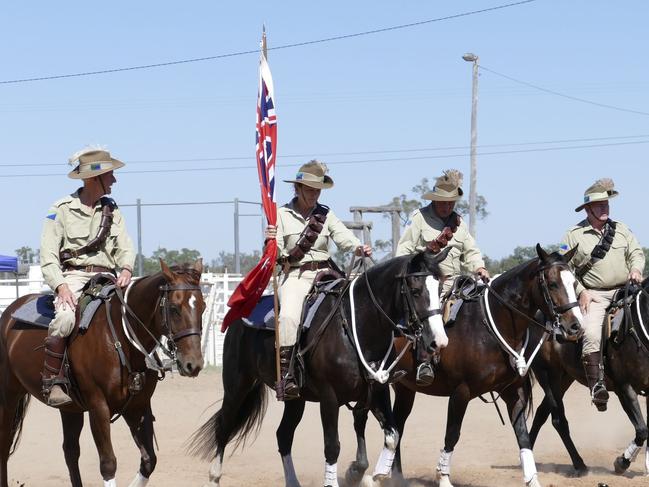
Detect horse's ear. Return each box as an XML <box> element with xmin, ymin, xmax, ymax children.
<box><xmin>193</xmin><ymin>258</ymin><xmax>204</xmax><ymax>274</ymax></box>
<box><xmin>421</xmin><ymin>247</ymin><xmax>451</xmax><ymax>277</ymax></box>
<box><xmin>562</xmin><ymin>244</ymin><xmax>578</xmax><ymax>263</ymax></box>
<box><xmin>159</xmin><ymin>259</ymin><xmax>174</xmax><ymax>281</ymax></box>
<box><xmin>535</xmin><ymin>243</ymin><xmax>549</xmax><ymax>262</ymax></box>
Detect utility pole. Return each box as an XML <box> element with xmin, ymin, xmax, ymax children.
<box><xmin>234</xmin><ymin>197</ymin><xmax>240</xmax><ymax>273</ymax></box>
<box><xmin>462</xmin><ymin>52</ymin><xmax>479</xmax><ymax>237</ymax></box>
<box><xmin>136</xmin><ymin>198</ymin><xmax>143</xmax><ymax>276</ymax></box>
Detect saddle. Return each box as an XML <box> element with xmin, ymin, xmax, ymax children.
<box><xmin>605</xmin><ymin>284</ymin><xmax>642</xmax><ymax>345</ymax></box>
<box><xmin>442</xmin><ymin>275</ymin><xmax>486</xmax><ymax>325</ymax></box>
<box><xmin>11</xmin><ymin>275</ymin><xmax>116</xmax><ymax>333</ymax></box>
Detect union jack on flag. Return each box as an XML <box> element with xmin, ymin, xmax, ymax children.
<box><xmin>221</xmin><ymin>48</ymin><xmax>278</xmax><ymax>331</ymax></box>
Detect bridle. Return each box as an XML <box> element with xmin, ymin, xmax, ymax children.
<box><xmin>347</xmin><ymin>257</ymin><xmax>440</xmax><ymax>384</ymax></box>
<box><xmin>485</xmin><ymin>261</ymin><xmax>579</xmax><ymax>335</ymax></box>
<box><xmin>482</xmin><ymin>260</ymin><xmax>581</xmax><ymax>376</ymax></box>
<box><xmin>158</xmin><ymin>282</ymin><xmax>203</xmax><ymax>346</ymax></box>
<box><xmin>537</xmin><ymin>263</ymin><xmax>580</xmax><ymax>332</ymax></box>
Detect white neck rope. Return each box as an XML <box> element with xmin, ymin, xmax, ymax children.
<box><xmin>121</xmin><ymin>278</ymin><xmax>163</xmax><ymax>370</ymax></box>
<box><xmin>482</xmin><ymin>283</ymin><xmax>547</xmax><ymax>376</ymax></box>
<box><xmin>635</xmin><ymin>290</ymin><xmax>649</xmax><ymax>343</ymax></box>
<box><xmin>349</xmin><ymin>276</ymin><xmax>410</xmax><ymax>384</ymax></box>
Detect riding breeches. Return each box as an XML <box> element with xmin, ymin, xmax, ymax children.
<box><xmin>49</xmin><ymin>270</ymin><xmax>95</xmax><ymax>338</ymax></box>
<box><xmin>581</xmin><ymin>288</ymin><xmax>616</xmax><ymax>355</ymax></box>
<box><xmin>277</xmin><ymin>268</ymin><xmax>318</xmax><ymax>347</ymax></box>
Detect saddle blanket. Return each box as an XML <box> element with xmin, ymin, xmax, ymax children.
<box><xmin>241</xmin><ymin>279</ymin><xmax>344</xmax><ymax>331</ymax></box>
<box><xmin>11</xmin><ymin>284</ymin><xmax>116</xmax><ymax>331</ymax></box>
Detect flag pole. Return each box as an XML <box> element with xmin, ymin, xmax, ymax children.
<box><xmin>261</xmin><ymin>26</ymin><xmax>282</xmax><ymax>387</ymax></box>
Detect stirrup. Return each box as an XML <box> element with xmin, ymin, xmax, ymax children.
<box><xmin>591</xmin><ymin>382</ymin><xmax>609</xmax><ymax>412</ymax></box>
<box><xmin>416</xmin><ymin>362</ymin><xmax>435</xmax><ymax>387</ymax></box>
<box><xmin>275</xmin><ymin>377</ymin><xmax>300</xmax><ymax>401</ymax></box>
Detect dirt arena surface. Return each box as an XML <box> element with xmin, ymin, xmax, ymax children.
<box><xmin>8</xmin><ymin>367</ymin><xmax>648</xmax><ymax>486</ymax></box>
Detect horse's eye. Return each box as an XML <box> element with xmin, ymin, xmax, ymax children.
<box><xmin>411</xmin><ymin>289</ymin><xmax>422</xmax><ymax>297</ymax></box>
<box><xmin>548</xmin><ymin>282</ymin><xmax>559</xmax><ymax>290</ymax></box>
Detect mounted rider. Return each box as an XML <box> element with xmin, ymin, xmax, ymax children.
<box><xmin>560</xmin><ymin>178</ymin><xmax>644</xmax><ymax>411</ymax></box>
<box><xmin>264</xmin><ymin>160</ymin><xmax>372</xmax><ymax>401</ymax></box>
<box><xmin>396</xmin><ymin>169</ymin><xmax>490</xmax><ymax>385</ymax></box>
<box><xmin>40</xmin><ymin>146</ymin><xmax>135</xmax><ymax>407</ymax></box>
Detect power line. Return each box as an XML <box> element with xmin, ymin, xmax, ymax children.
<box><xmin>1</xmin><ymin>133</ymin><xmax>648</xmax><ymax>168</ymax></box>
<box><xmin>2</xmin><ymin>139</ymin><xmax>647</xmax><ymax>178</ymax></box>
<box><xmin>0</xmin><ymin>1</ymin><xmax>536</xmax><ymax>85</ymax></box>
<box><xmin>479</xmin><ymin>65</ymin><xmax>649</xmax><ymax>117</ymax></box>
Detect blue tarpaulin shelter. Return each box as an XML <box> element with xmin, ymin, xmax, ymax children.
<box><xmin>0</xmin><ymin>255</ymin><xmax>18</xmax><ymax>273</ymax></box>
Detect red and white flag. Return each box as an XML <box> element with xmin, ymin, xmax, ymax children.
<box><xmin>221</xmin><ymin>44</ymin><xmax>277</xmax><ymax>331</ymax></box>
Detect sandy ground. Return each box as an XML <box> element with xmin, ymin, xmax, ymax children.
<box><xmin>7</xmin><ymin>367</ymin><xmax>649</xmax><ymax>487</ymax></box>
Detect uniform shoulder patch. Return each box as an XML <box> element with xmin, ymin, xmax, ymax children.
<box><xmin>46</xmin><ymin>213</ymin><xmax>56</xmax><ymax>220</ymax></box>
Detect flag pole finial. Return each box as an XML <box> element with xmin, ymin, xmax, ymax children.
<box><xmin>261</xmin><ymin>25</ymin><xmax>268</xmax><ymax>59</ymax></box>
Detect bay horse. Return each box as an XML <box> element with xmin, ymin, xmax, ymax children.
<box><xmin>349</xmin><ymin>244</ymin><xmax>584</xmax><ymax>487</ymax></box>
<box><xmin>0</xmin><ymin>259</ymin><xmax>205</xmax><ymax>487</ymax></box>
<box><xmin>189</xmin><ymin>249</ymin><xmax>451</xmax><ymax>487</ymax></box>
<box><xmin>529</xmin><ymin>278</ymin><xmax>649</xmax><ymax>476</ymax></box>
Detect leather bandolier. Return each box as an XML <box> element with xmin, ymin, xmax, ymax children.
<box><xmin>575</xmin><ymin>219</ymin><xmax>617</xmax><ymax>281</ymax></box>
<box><xmin>279</xmin><ymin>203</ymin><xmax>330</xmax><ymax>273</ymax></box>
<box><xmin>59</xmin><ymin>197</ymin><xmax>117</xmax><ymax>264</ymax></box>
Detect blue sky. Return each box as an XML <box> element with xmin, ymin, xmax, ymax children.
<box><xmin>1</xmin><ymin>1</ymin><xmax>648</xmax><ymax>265</ymax></box>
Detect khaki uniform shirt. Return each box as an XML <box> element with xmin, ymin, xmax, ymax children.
<box><xmin>396</xmin><ymin>204</ymin><xmax>485</xmax><ymax>278</ymax></box>
<box><xmin>276</xmin><ymin>199</ymin><xmax>361</xmax><ymax>265</ymax></box>
<box><xmin>40</xmin><ymin>189</ymin><xmax>136</xmax><ymax>292</ymax></box>
<box><xmin>561</xmin><ymin>219</ymin><xmax>645</xmax><ymax>296</ymax></box>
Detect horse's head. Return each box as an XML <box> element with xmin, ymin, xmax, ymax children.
<box><xmin>158</xmin><ymin>258</ymin><xmax>205</xmax><ymax>377</ymax></box>
<box><xmin>404</xmin><ymin>247</ymin><xmax>451</xmax><ymax>353</ymax></box>
<box><xmin>534</xmin><ymin>244</ymin><xmax>583</xmax><ymax>341</ymax></box>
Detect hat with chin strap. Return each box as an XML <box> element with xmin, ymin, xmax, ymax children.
<box><xmin>283</xmin><ymin>160</ymin><xmax>334</xmax><ymax>189</ymax></box>
<box><xmin>575</xmin><ymin>178</ymin><xmax>618</xmax><ymax>212</ymax></box>
<box><xmin>67</xmin><ymin>146</ymin><xmax>125</xmax><ymax>180</ymax></box>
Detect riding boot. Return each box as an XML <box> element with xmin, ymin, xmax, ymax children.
<box><xmin>582</xmin><ymin>351</ymin><xmax>608</xmax><ymax>412</ymax></box>
<box><xmin>416</xmin><ymin>360</ymin><xmax>435</xmax><ymax>387</ymax></box>
<box><xmin>42</xmin><ymin>336</ymin><xmax>72</xmax><ymax>408</ymax></box>
<box><xmin>276</xmin><ymin>346</ymin><xmax>300</xmax><ymax>401</ymax></box>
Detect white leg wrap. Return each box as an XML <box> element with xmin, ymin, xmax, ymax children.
<box><xmin>438</xmin><ymin>474</ymin><xmax>454</xmax><ymax>487</ymax></box>
<box><xmin>127</xmin><ymin>472</ymin><xmax>149</xmax><ymax>487</ymax></box>
<box><xmin>520</xmin><ymin>448</ymin><xmax>538</xmax><ymax>484</ymax></box>
<box><xmin>436</xmin><ymin>449</ymin><xmax>453</xmax><ymax>476</ymax></box>
<box><xmin>324</xmin><ymin>462</ymin><xmax>338</xmax><ymax>487</ymax></box>
<box><xmin>645</xmin><ymin>445</ymin><xmax>649</xmax><ymax>474</ymax></box>
<box><xmin>104</xmin><ymin>479</ymin><xmax>117</xmax><ymax>487</ymax></box>
<box><xmin>208</xmin><ymin>453</ymin><xmax>222</xmax><ymax>483</ymax></box>
<box><xmin>282</xmin><ymin>455</ymin><xmax>300</xmax><ymax>487</ymax></box>
<box><xmin>624</xmin><ymin>441</ymin><xmax>642</xmax><ymax>462</ymax></box>
<box><xmin>372</xmin><ymin>447</ymin><xmax>396</xmax><ymax>477</ymax></box>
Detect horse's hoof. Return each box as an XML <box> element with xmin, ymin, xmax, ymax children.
<box><xmin>525</xmin><ymin>474</ymin><xmax>543</xmax><ymax>487</ymax></box>
<box><xmin>345</xmin><ymin>462</ymin><xmax>368</xmax><ymax>486</ymax></box>
<box><xmin>614</xmin><ymin>455</ymin><xmax>631</xmax><ymax>474</ymax></box>
<box><xmin>438</xmin><ymin>474</ymin><xmax>453</xmax><ymax>487</ymax></box>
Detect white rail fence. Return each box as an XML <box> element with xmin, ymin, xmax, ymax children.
<box><xmin>0</xmin><ymin>266</ymin><xmax>245</xmax><ymax>367</ymax></box>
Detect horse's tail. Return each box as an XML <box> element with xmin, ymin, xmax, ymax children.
<box><xmin>187</xmin><ymin>320</ymin><xmax>268</xmax><ymax>460</ymax></box>
<box><xmin>0</xmin><ymin>314</ymin><xmax>32</xmax><ymax>456</ymax></box>
<box><xmin>7</xmin><ymin>394</ymin><xmax>31</xmax><ymax>456</ymax></box>
<box><xmin>524</xmin><ymin>369</ymin><xmax>536</xmax><ymax>420</ymax></box>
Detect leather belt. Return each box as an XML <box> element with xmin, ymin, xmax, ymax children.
<box><xmin>586</xmin><ymin>286</ymin><xmax>619</xmax><ymax>292</ymax></box>
<box><xmin>63</xmin><ymin>264</ymin><xmax>115</xmax><ymax>274</ymax></box>
<box><xmin>298</xmin><ymin>261</ymin><xmax>330</xmax><ymax>273</ymax></box>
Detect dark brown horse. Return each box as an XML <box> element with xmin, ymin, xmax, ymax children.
<box><xmin>0</xmin><ymin>259</ymin><xmax>205</xmax><ymax>487</ymax></box>
<box><xmin>189</xmin><ymin>249</ymin><xmax>450</xmax><ymax>487</ymax></box>
<box><xmin>529</xmin><ymin>278</ymin><xmax>649</xmax><ymax>477</ymax></box>
<box><xmin>349</xmin><ymin>245</ymin><xmax>584</xmax><ymax>487</ymax></box>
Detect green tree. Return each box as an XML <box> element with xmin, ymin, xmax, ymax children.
<box><xmin>15</xmin><ymin>246</ymin><xmax>36</xmax><ymax>264</ymax></box>
<box><xmin>484</xmin><ymin>244</ymin><xmax>561</xmax><ymax>275</ymax></box>
<box><xmin>141</xmin><ymin>247</ymin><xmax>202</xmax><ymax>275</ymax></box>
<box><xmin>208</xmin><ymin>251</ymin><xmax>262</xmax><ymax>274</ymax></box>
